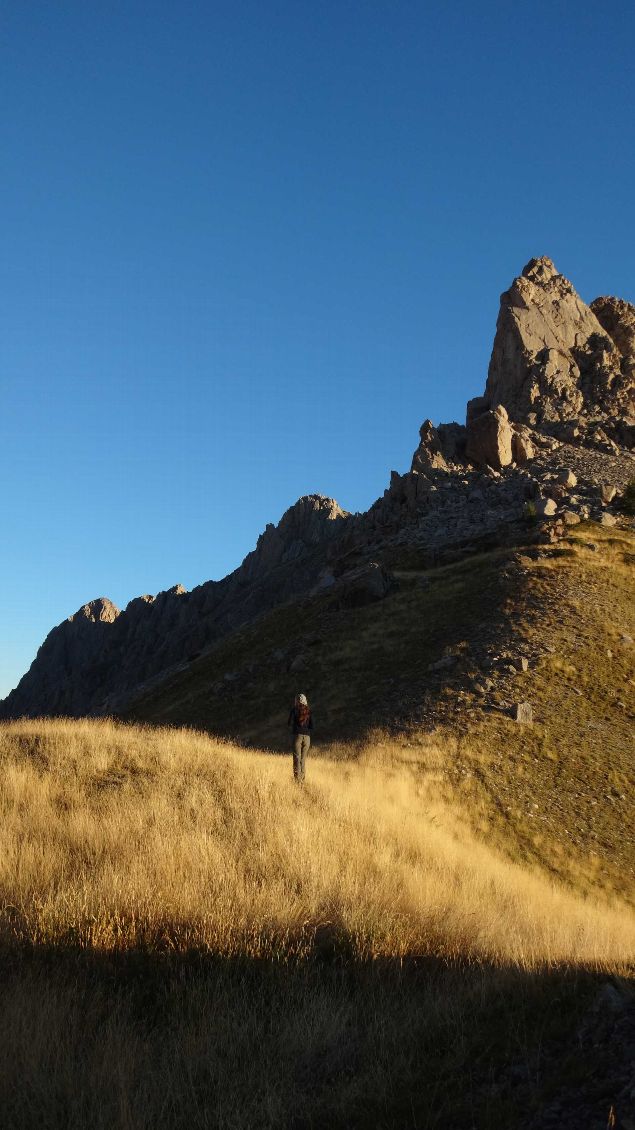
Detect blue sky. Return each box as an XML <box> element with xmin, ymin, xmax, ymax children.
<box><xmin>2</xmin><ymin>1</ymin><xmax>634</xmax><ymax>698</ymax></box>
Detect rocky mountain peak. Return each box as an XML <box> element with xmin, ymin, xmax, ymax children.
<box><xmin>408</xmin><ymin>256</ymin><xmax>633</xmax><ymax>476</ymax></box>
<box><xmin>281</xmin><ymin>493</ymin><xmax>347</xmax><ymax>532</ymax></box>
<box><xmin>125</xmin><ymin>594</ymin><xmax>155</xmax><ymax>614</ymax></box>
<box><xmin>238</xmin><ymin>494</ymin><xmax>349</xmax><ymax>582</ymax></box>
<box><xmin>521</xmin><ymin>255</ymin><xmax>560</xmax><ymax>284</ymax></box>
<box><xmin>479</xmin><ymin>256</ymin><xmax>634</xmax><ymax>433</ymax></box>
<box><xmin>69</xmin><ymin>597</ymin><xmax>120</xmax><ymax>625</ymax></box>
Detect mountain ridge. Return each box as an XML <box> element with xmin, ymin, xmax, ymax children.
<box><xmin>2</xmin><ymin>255</ymin><xmax>633</xmax><ymax>721</ymax></box>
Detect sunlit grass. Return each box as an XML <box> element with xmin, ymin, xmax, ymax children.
<box><xmin>1</xmin><ymin>717</ymin><xmax>633</xmax><ymax>969</ymax></box>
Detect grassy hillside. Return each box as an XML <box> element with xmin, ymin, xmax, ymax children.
<box><xmin>0</xmin><ymin>718</ymin><xmax>633</xmax><ymax>1128</ymax></box>
<box><xmin>2</xmin><ymin>523</ymin><xmax>631</xmax><ymax>1127</ymax></box>
<box><xmin>2</xmin><ymin>717</ymin><xmax>633</xmax><ymax>963</ymax></box>
<box><xmin>126</xmin><ymin>523</ymin><xmax>635</xmax><ymax>904</ymax></box>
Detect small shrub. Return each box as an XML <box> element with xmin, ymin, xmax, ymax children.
<box><xmin>523</xmin><ymin>500</ymin><xmax>538</xmax><ymax>524</ymax></box>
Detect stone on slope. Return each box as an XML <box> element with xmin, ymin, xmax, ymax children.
<box><xmin>512</xmin><ymin>701</ymin><xmax>533</xmax><ymax>723</ymax></box>
<box><xmin>511</xmin><ymin>425</ymin><xmax>535</xmax><ymax>464</ymax></box>
<box><xmin>335</xmin><ymin>562</ymin><xmax>394</xmax><ymax>609</ymax></box>
<box><xmin>465</xmin><ymin>404</ymin><xmax>513</xmax><ymax>470</ymax></box>
<box><xmin>556</xmin><ymin>469</ymin><xmax>577</xmax><ymax>488</ymax></box>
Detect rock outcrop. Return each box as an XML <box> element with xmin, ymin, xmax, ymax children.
<box><xmin>465</xmin><ymin>404</ymin><xmax>513</xmax><ymax>470</ymax></box>
<box><xmin>333</xmin><ymin>562</ymin><xmax>394</xmax><ymax>609</ymax></box>
<box><xmin>2</xmin><ymin>256</ymin><xmax>633</xmax><ymax>722</ymax></box>
<box><xmin>411</xmin><ymin>420</ymin><xmax>449</xmax><ymax>474</ymax></box>
<box><xmin>3</xmin><ymin>598</ymin><xmax>122</xmax><ymax>717</ymax></box>
<box><xmin>482</xmin><ymin>256</ymin><xmax>634</xmax><ymax>430</ymax></box>
<box><xmin>510</xmin><ymin>425</ymin><xmax>535</xmax><ymax>465</ymax></box>
<box><xmin>238</xmin><ymin>495</ymin><xmax>347</xmax><ymax>582</ymax></box>
<box><xmin>590</xmin><ymin>295</ymin><xmax>635</xmax><ymax>381</ymax></box>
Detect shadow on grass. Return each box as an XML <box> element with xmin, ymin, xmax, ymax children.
<box><xmin>0</xmin><ymin>939</ymin><xmax>631</xmax><ymax>1130</ymax></box>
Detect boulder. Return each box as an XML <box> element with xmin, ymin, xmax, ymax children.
<box><xmin>512</xmin><ymin>702</ymin><xmax>533</xmax><ymax>723</ymax></box>
<box><xmin>556</xmin><ymin>469</ymin><xmax>577</xmax><ymax>488</ymax></box>
<box><xmin>614</xmin><ymin>418</ymin><xmax>635</xmax><ymax>449</ymax></box>
<box><xmin>536</xmin><ymin>498</ymin><xmax>558</xmax><ymax>517</ymax></box>
<box><xmin>511</xmin><ymin>425</ymin><xmax>535</xmax><ymax>464</ymax></box>
<box><xmin>335</xmin><ymin>562</ymin><xmax>394</xmax><ymax>609</ymax></box>
<box><xmin>559</xmin><ymin>420</ymin><xmax>581</xmax><ymax>443</ymax></box>
<box><xmin>601</xmin><ymin>485</ymin><xmax>617</xmax><ymax>503</ymax></box>
<box><xmin>465</xmin><ymin>404</ymin><xmax>513</xmax><ymax>470</ymax></box>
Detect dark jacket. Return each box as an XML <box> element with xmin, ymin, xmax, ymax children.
<box><xmin>288</xmin><ymin>706</ymin><xmax>314</xmax><ymax>735</ymax></box>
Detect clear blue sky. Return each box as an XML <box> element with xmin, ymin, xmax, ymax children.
<box><xmin>2</xmin><ymin>1</ymin><xmax>634</xmax><ymax>698</ymax></box>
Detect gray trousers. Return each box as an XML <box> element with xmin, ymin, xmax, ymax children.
<box><xmin>293</xmin><ymin>734</ymin><xmax>310</xmax><ymax>782</ymax></box>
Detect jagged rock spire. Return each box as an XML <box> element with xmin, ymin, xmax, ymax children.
<box><xmin>481</xmin><ymin>256</ymin><xmax>634</xmax><ymax>426</ymax></box>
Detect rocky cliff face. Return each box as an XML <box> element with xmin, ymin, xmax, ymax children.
<box><xmin>238</xmin><ymin>495</ymin><xmax>347</xmax><ymax>582</ymax></box>
<box><xmin>590</xmin><ymin>295</ymin><xmax>635</xmax><ymax>381</ymax></box>
<box><xmin>2</xmin><ymin>256</ymin><xmax>633</xmax><ymax>721</ymax></box>
<box><xmin>474</xmin><ymin>256</ymin><xmax>634</xmax><ymax>443</ymax></box>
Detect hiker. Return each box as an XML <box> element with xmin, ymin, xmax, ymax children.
<box><xmin>288</xmin><ymin>693</ymin><xmax>313</xmax><ymax>783</ymax></box>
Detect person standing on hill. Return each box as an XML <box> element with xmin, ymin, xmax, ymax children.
<box><xmin>288</xmin><ymin>693</ymin><xmax>313</xmax><ymax>783</ymax></box>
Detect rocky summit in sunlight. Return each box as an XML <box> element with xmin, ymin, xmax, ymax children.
<box><xmin>478</xmin><ymin>256</ymin><xmax>635</xmax><ymax>442</ymax></box>
<box><xmin>2</xmin><ymin>256</ymin><xmax>633</xmax><ymax>722</ymax></box>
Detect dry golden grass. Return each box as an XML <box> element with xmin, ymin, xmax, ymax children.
<box><xmin>123</xmin><ymin>527</ymin><xmax>634</xmax><ymax>912</ymax></box>
<box><xmin>1</xmin><ymin>716</ymin><xmax>633</xmax><ymax>970</ymax></box>
<box><xmin>1</xmin><ymin>717</ymin><xmax>634</xmax><ymax>1128</ymax></box>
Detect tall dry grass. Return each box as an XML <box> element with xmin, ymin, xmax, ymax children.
<box><xmin>0</xmin><ymin>717</ymin><xmax>633</xmax><ymax>969</ymax></box>
<box><xmin>0</xmin><ymin>718</ymin><xmax>633</xmax><ymax>1128</ymax></box>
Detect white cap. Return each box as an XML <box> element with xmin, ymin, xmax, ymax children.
<box><xmin>297</xmin><ymin>693</ymin><xmax>307</xmax><ymax>705</ymax></box>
